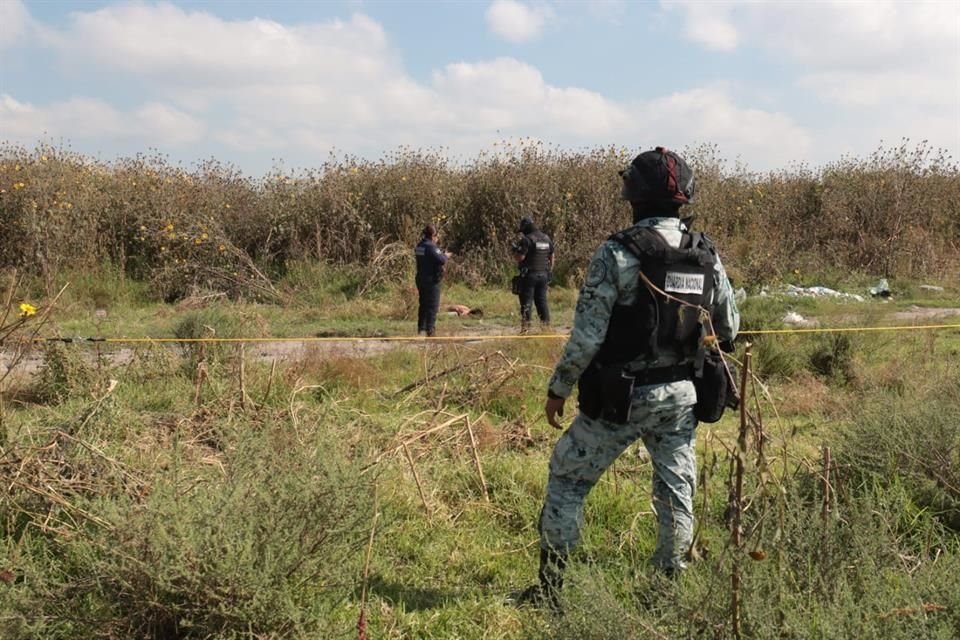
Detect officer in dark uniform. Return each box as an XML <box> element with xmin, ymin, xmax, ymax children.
<box><xmin>414</xmin><ymin>224</ymin><xmax>449</xmax><ymax>337</ymax></box>
<box><xmin>512</xmin><ymin>216</ymin><xmax>554</xmax><ymax>332</ymax></box>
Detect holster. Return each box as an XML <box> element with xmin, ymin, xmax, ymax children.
<box><xmin>511</xmin><ymin>275</ymin><xmax>522</xmax><ymax>295</ymax></box>
<box><xmin>693</xmin><ymin>351</ymin><xmax>739</xmax><ymax>423</ymax></box>
<box><xmin>577</xmin><ymin>363</ymin><xmax>635</xmax><ymax>424</ymax></box>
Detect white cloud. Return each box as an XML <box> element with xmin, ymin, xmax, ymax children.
<box><xmin>0</xmin><ymin>0</ymin><xmax>31</xmax><ymax>50</ymax></box>
<box><xmin>47</xmin><ymin>2</ymin><xmax>392</xmax><ymax>89</ymax></box>
<box><xmin>1</xmin><ymin>1</ymin><xmax>824</xmax><ymax>170</ymax></box>
<box><xmin>485</xmin><ymin>0</ymin><xmax>551</xmax><ymax>44</ymax></box>
<box><xmin>671</xmin><ymin>2</ymin><xmax>739</xmax><ymax>51</ymax></box>
<box><xmin>629</xmin><ymin>86</ymin><xmax>813</xmax><ymax>168</ymax></box>
<box><xmin>433</xmin><ymin>58</ymin><xmax>629</xmax><ymax>136</ymax></box>
<box><xmin>663</xmin><ymin>1</ymin><xmax>960</xmax><ymax>107</ymax></box>
<box><xmin>0</xmin><ymin>94</ymin><xmax>206</xmax><ymax>147</ymax></box>
<box><xmin>661</xmin><ymin>0</ymin><xmax>960</xmax><ymax>157</ymax></box>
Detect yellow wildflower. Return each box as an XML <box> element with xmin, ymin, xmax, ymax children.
<box><xmin>164</xmin><ymin>223</ymin><xmax>174</xmax><ymax>232</ymax></box>
<box><xmin>19</xmin><ymin>302</ymin><xmax>37</xmax><ymax>317</ymax></box>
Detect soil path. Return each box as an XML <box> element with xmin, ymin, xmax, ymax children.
<box><xmin>3</xmin><ymin>307</ymin><xmax>959</xmax><ymax>382</ymax></box>
<box><xmin>0</xmin><ymin>321</ymin><xmax>572</xmax><ymax>381</ymax></box>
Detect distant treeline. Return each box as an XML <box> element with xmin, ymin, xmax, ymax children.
<box><xmin>1</xmin><ymin>140</ymin><xmax>957</xmax><ymax>300</ymax></box>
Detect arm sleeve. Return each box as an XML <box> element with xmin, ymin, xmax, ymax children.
<box><xmin>547</xmin><ymin>244</ymin><xmax>620</xmax><ymax>398</ymax></box>
<box><xmin>710</xmin><ymin>255</ymin><xmax>740</xmax><ymax>342</ymax></box>
<box><xmin>512</xmin><ymin>236</ymin><xmax>529</xmax><ymax>257</ymax></box>
<box><xmin>432</xmin><ymin>246</ymin><xmax>448</xmax><ymax>265</ymax></box>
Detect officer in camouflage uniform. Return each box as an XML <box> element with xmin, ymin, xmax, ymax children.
<box><xmin>515</xmin><ymin>147</ymin><xmax>740</xmax><ymax>610</ymax></box>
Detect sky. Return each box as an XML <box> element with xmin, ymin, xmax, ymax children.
<box><xmin>1</xmin><ymin>0</ymin><xmax>958</xmax><ymax>176</ymax></box>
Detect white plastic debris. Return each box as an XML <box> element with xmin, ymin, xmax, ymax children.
<box><xmin>783</xmin><ymin>311</ymin><xmax>819</xmax><ymax>327</ymax></box>
<box><xmin>783</xmin><ymin>284</ymin><xmax>865</xmax><ymax>302</ymax></box>
<box><xmin>919</xmin><ymin>284</ymin><xmax>945</xmax><ymax>293</ymax></box>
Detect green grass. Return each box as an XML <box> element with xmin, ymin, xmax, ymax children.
<box><xmin>2</xmin><ymin>275</ymin><xmax>959</xmax><ymax>639</ymax></box>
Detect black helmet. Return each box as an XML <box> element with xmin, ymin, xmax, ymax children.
<box><xmin>619</xmin><ymin>146</ymin><xmax>695</xmax><ymax>205</ymax></box>
<box><xmin>517</xmin><ymin>216</ymin><xmax>535</xmax><ymax>233</ymax></box>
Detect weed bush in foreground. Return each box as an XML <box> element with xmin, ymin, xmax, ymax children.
<box><xmin>0</xmin><ymin>405</ymin><xmax>375</xmax><ymax>639</ymax></box>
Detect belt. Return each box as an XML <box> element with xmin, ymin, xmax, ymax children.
<box><xmin>624</xmin><ymin>363</ymin><xmax>693</xmax><ymax>386</ymax></box>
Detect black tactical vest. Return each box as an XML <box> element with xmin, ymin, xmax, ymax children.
<box><xmin>520</xmin><ymin>230</ymin><xmax>552</xmax><ymax>274</ymax></box>
<box><xmin>594</xmin><ymin>227</ymin><xmax>716</xmax><ymax>365</ymax></box>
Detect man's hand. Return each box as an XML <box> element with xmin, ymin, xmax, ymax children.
<box><xmin>545</xmin><ymin>395</ymin><xmax>566</xmax><ymax>430</ymax></box>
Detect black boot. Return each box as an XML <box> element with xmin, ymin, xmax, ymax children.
<box><xmin>509</xmin><ymin>547</ymin><xmax>566</xmax><ymax>613</ymax></box>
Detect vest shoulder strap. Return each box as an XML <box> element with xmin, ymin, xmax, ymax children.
<box><xmin>609</xmin><ymin>226</ymin><xmax>669</xmax><ymax>263</ymax></box>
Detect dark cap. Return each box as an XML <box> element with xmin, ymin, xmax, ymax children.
<box><xmin>517</xmin><ymin>216</ymin><xmax>534</xmax><ymax>232</ymax></box>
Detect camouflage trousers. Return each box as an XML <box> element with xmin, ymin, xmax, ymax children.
<box><xmin>539</xmin><ymin>380</ymin><xmax>698</xmax><ymax>572</ymax></box>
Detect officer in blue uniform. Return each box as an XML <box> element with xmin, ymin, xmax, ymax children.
<box><xmin>513</xmin><ymin>147</ymin><xmax>740</xmax><ymax>611</ymax></box>
<box><xmin>414</xmin><ymin>224</ymin><xmax>449</xmax><ymax>337</ymax></box>
<box><xmin>512</xmin><ymin>216</ymin><xmax>555</xmax><ymax>332</ymax></box>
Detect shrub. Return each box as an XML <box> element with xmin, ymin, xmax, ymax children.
<box><xmin>1</xmin><ymin>414</ymin><xmax>376</xmax><ymax>639</ymax></box>
<box><xmin>3</xmin><ymin>140</ymin><xmax>956</xmax><ymax>300</ymax></box>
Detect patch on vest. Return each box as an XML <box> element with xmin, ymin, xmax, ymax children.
<box><xmin>664</xmin><ymin>271</ymin><xmax>705</xmax><ymax>295</ymax></box>
<box><xmin>535</xmin><ymin>242</ymin><xmax>551</xmax><ymax>250</ymax></box>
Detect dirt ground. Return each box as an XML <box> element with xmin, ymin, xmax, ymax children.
<box><xmin>2</xmin><ymin>307</ymin><xmax>958</xmax><ymax>383</ymax></box>
<box><xmin>0</xmin><ymin>320</ymin><xmax>572</xmax><ymax>382</ymax></box>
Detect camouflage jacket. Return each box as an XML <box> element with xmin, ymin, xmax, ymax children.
<box><xmin>547</xmin><ymin>217</ymin><xmax>740</xmax><ymax>398</ymax></box>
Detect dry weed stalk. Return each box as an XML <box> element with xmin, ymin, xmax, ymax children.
<box><xmin>357</xmin><ymin>240</ymin><xmax>409</xmax><ymax>298</ymax></box>
<box><xmin>0</xmin><ymin>383</ymin><xmax>145</xmax><ymax>539</ymax></box>
<box><xmin>402</xmin><ymin>442</ymin><xmax>431</xmax><ymax>515</ymax></box>
<box><xmin>730</xmin><ymin>342</ymin><xmax>752</xmax><ymax>640</ymax></box>
<box><xmin>366</xmin><ymin>412</ymin><xmax>469</xmax><ymax>470</ymax></box>
<box><xmin>465</xmin><ymin>416</ymin><xmax>489</xmax><ymax>502</ymax></box>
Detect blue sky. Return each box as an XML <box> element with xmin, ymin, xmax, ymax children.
<box><xmin>1</xmin><ymin>0</ymin><xmax>958</xmax><ymax>175</ymax></box>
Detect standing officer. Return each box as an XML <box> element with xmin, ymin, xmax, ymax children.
<box><xmin>514</xmin><ymin>147</ymin><xmax>740</xmax><ymax>610</ymax></box>
<box><xmin>512</xmin><ymin>216</ymin><xmax>554</xmax><ymax>332</ymax></box>
<box><xmin>414</xmin><ymin>224</ymin><xmax>449</xmax><ymax>337</ymax></box>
